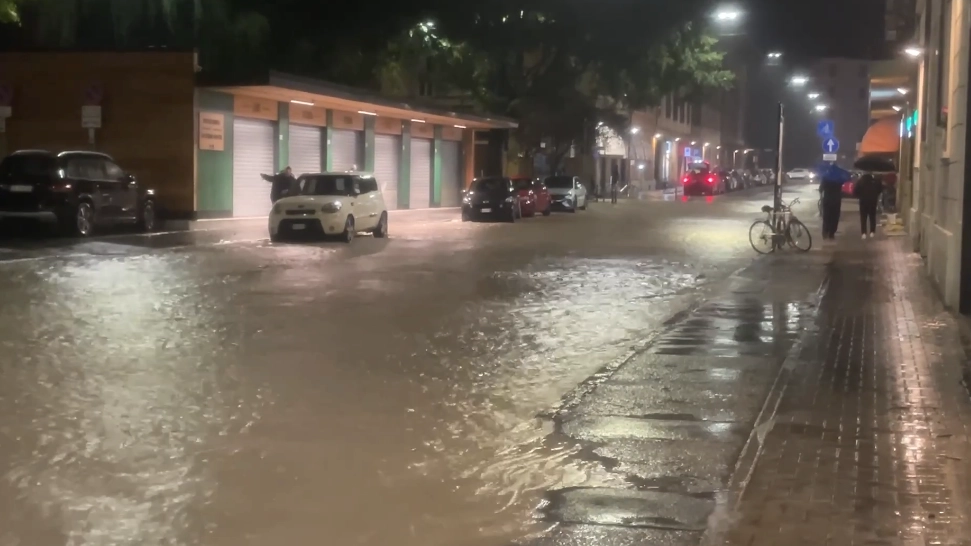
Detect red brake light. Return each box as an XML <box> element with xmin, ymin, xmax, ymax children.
<box><xmin>682</xmin><ymin>176</ymin><xmax>690</xmax><ymax>184</ymax></box>
<box><xmin>706</xmin><ymin>175</ymin><xmax>715</xmax><ymax>184</ymax></box>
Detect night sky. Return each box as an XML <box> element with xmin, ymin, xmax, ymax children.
<box><xmin>744</xmin><ymin>0</ymin><xmax>886</xmax><ymax>59</ymax></box>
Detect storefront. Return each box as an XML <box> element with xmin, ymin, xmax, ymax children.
<box><xmin>0</xmin><ymin>53</ymin><xmax>517</xmax><ymax>220</ymax></box>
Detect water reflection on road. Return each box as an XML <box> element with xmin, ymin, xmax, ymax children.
<box><xmin>0</xmin><ymin>194</ymin><xmax>783</xmax><ymax>546</ymax></box>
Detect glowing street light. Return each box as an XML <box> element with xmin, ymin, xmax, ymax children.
<box><xmin>714</xmin><ymin>7</ymin><xmax>741</xmax><ymax>21</ymax></box>
<box><xmin>897</xmin><ymin>87</ymin><xmax>909</xmax><ymax>95</ymax></box>
<box><xmin>903</xmin><ymin>46</ymin><xmax>922</xmax><ymax>58</ymax></box>
<box><xmin>630</xmin><ymin>126</ymin><xmax>640</xmax><ymax>134</ymax></box>
<box><xmin>808</xmin><ymin>92</ymin><xmax>820</xmax><ymax>99</ymax></box>
<box><xmin>790</xmin><ymin>75</ymin><xmax>809</xmax><ymax>86</ymax></box>
<box><xmin>767</xmin><ymin>52</ymin><xmax>782</xmax><ymax>58</ymax></box>
<box><xmin>892</xmin><ymin>105</ymin><xmax>902</xmax><ymax>112</ymax></box>
<box><xmin>654</xmin><ymin>133</ymin><xmax>662</xmax><ymax>138</ymax></box>
<box><xmin>814</xmin><ymin>104</ymin><xmax>828</xmax><ymax>112</ymax></box>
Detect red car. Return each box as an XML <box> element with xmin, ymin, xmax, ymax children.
<box><xmin>511</xmin><ymin>177</ymin><xmax>552</xmax><ymax>217</ymax></box>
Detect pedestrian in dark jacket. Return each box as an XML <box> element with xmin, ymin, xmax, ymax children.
<box><xmin>818</xmin><ymin>163</ymin><xmax>850</xmax><ymax>240</ymax></box>
<box><xmin>268</xmin><ymin>166</ymin><xmax>297</xmax><ymax>203</ymax></box>
<box><xmin>854</xmin><ymin>172</ymin><xmax>882</xmax><ymax>239</ymax></box>
<box><xmin>610</xmin><ymin>163</ymin><xmax>620</xmax><ymax>204</ymax></box>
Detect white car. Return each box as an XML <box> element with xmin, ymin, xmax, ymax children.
<box><xmin>268</xmin><ymin>172</ymin><xmax>388</xmax><ymax>243</ymax></box>
<box><xmin>544</xmin><ymin>175</ymin><xmax>588</xmax><ymax>211</ymax></box>
<box><xmin>786</xmin><ymin>168</ymin><xmax>815</xmax><ymax>181</ymax></box>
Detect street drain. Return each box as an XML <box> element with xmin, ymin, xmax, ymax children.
<box><xmin>541</xmin><ymin>487</ymin><xmax>712</xmax><ymax>531</ymax></box>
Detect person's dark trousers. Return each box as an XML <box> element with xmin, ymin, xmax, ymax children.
<box><xmin>859</xmin><ymin>198</ymin><xmax>878</xmax><ymax>235</ymax></box>
<box><xmin>821</xmin><ymin>186</ymin><xmax>843</xmax><ymax>238</ymax></box>
<box><xmin>610</xmin><ymin>186</ymin><xmax>618</xmax><ymax>204</ymax></box>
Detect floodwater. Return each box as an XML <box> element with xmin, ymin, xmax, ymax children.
<box><xmin>0</xmin><ymin>192</ymin><xmax>783</xmax><ymax>546</ymax></box>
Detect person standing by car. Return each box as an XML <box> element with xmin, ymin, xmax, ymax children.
<box><xmin>266</xmin><ymin>166</ymin><xmax>297</xmax><ymax>203</ymax></box>
<box><xmin>853</xmin><ymin>172</ymin><xmax>882</xmax><ymax>239</ymax></box>
<box><xmin>818</xmin><ymin>162</ymin><xmax>850</xmax><ymax>240</ymax></box>
<box><xmin>610</xmin><ymin>163</ymin><xmax>620</xmax><ymax>204</ymax></box>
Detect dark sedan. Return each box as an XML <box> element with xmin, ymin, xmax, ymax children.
<box><xmin>461</xmin><ymin>176</ymin><xmax>522</xmax><ymax>222</ymax></box>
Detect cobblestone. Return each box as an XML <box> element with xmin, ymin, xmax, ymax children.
<box><xmin>710</xmin><ymin>237</ymin><xmax>971</xmax><ymax>546</ymax></box>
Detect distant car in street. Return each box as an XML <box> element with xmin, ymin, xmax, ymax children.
<box><xmin>544</xmin><ymin>175</ymin><xmax>588</xmax><ymax>212</ymax></box>
<box><xmin>682</xmin><ymin>162</ymin><xmax>726</xmax><ymax>195</ymax></box>
<box><xmin>462</xmin><ymin>176</ymin><xmax>522</xmax><ymax>222</ymax></box>
<box><xmin>268</xmin><ymin>172</ymin><xmax>388</xmax><ymax>243</ymax></box>
<box><xmin>0</xmin><ymin>150</ymin><xmax>158</xmax><ymax>237</ymax></box>
<box><xmin>786</xmin><ymin>168</ymin><xmax>815</xmax><ymax>182</ymax></box>
<box><xmin>511</xmin><ymin>176</ymin><xmax>552</xmax><ymax>217</ymax></box>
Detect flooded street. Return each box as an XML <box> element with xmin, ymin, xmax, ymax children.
<box><xmin>0</xmin><ymin>187</ymin><xmax>817</xmax><ymax>546</ymax></box>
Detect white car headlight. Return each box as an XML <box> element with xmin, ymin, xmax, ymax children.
<box><xmin>321</xmin><ymin>202</ymin><xmax>342</xmax><ymax>213</ymax></box>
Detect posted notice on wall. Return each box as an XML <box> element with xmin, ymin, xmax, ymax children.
<box><xmin>199</xmin><ymin>112</ymin><xmax>225</xmax><ymax>151</ymax></box>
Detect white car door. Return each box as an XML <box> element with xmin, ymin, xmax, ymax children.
<box><xmin>352</xmin><ymin>177</ymin><xmax>378</xmax><ymax>230</ymax></box>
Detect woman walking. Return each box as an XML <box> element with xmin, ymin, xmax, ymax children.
<box><xmin>853</xmin><ymin>172</ymin><xmax>882</xmax><ymax>239</ymax></box>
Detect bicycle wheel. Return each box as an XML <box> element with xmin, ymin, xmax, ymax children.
<box><xmin>786</xmin><ymin>218</ymin><xmax>813</xmax><ymax>252</ymax></box>
<box><xmin>749</xmin><ymin>220</ymin><xmax>776</xmax><ymax>254</ymax></box>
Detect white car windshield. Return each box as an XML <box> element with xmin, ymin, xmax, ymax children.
<box><xmin>299</xmin><ymin>175</ymin><xmax>356</xmax><ymax>196</ymax></box>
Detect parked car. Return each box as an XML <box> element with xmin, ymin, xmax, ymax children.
<box><xmin>462</xmin><ymin>176</ymin><xmax>522</xmax><ymax>222</ymax></box>
<box><xmin>786</xmin><ymin>168</ymin><xmax>815</xmax><ymax>182</ymax></box>
<box><xmin>0</xmin><ymin>150</ymin><xmax>158</xmax><ymax>236</ymax></box>
<box><xmin>544</xmin><ymin>175</ymin><xmax>588</xmax><ymax>212</ymax></box>
<box><xmin>511</xmin><ymin>176</ymin><xmax>552</xmax><ymax>217</ymax></box>
<box><xmin>682</xmin><ymin>162</ymin><xmax>726</xmax><ymax>195</ymax></box>
<box><xmin>268</xmin><ymin>172</ymin><xmax>388</xmax><ymax>243</ymax></box>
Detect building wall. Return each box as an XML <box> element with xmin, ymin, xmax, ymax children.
<box><xmin>910</xmin><ymin>0</ymin><xmax>969</xmax><ymax>310</ymax></box>
<box><xmin>195</xmin><ymin>89</ymin><xmax>476</xmax><ymax>216</ymax></box>
<box><xmin>0</xmin><ymin>52</ymin><xmax>196</xmax><ymax>215</ymax></box>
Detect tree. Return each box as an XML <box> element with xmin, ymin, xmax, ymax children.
<box><xmin>375</xmin><ymin>0</ymin><xmax>735</xmax><ymax>173</ymax></box>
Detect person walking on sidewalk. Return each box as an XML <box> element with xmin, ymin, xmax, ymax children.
<box><xmin>610</xmin><ymin>163</ymin><xmax>620</xmax><ymax>204</ymax></box>
<box><xmin>818</xmin><ymin>162</ymin><xmax>850</xmax><ymax>240</ymax></box>
<box><xmin>853</xmin><ymin>172</ymin><xmax>882</xmax><ymax>239</ymax></box>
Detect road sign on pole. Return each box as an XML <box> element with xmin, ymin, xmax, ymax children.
<box><xmin>822</xmin><ymin>153</ymin><xmax>838</xmax><ymax>162</ymax></box>
<box><xmin>816</xmin><ymin>120</ymin><xmax>834</xmax><ymax>138</ymax></box>
<box><xmin>822</xmin><ymin>137</ymin><xmax>840</xmax><ymax>153</ymax></box>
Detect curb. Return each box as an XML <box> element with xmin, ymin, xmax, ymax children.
<box><xmin>699</xmin><ymin>268</ymin><xmax>830</xmax><ymax>546</ymax></box>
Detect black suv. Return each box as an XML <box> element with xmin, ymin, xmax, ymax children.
<box><xmin>461</xmin><ymin>176</ymin><xmax>522</xmax><ymax>222</ymax></box>
<box><xmin>0</xmin><ymin>150</ymin><xmax>158</xmax><ymax>236</ymax></box>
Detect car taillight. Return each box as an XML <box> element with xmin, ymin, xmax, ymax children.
<box><xmin>706</xmin><ymin>176</ymin><xmax>715</xmax><ymax>184</ymax></box>
<box><xmin>682</xmin><ymin>176</ymin><xmax>689</xmax><ymax>184</ymax></box>
<box><xmin>50</xmin><ymin>183</ymin><xmax>72</xmax><ymax>192</ymax></box>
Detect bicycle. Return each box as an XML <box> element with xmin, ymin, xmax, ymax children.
<box><xmin>749</xmin><ymin>197</ymin><xmax>812</xmax><ymax>254</ymax></box>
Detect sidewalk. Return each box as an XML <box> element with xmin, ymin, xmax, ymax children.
<box><xmin>707</xmin><ymin>236</ymin><xmax>971</xmax><ymax>545</ymax></box>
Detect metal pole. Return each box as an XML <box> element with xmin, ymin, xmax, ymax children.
<box><xmin>774</xmin><ymin>102</ymin><xmax>784</xmax><ymax>212</ymax></box>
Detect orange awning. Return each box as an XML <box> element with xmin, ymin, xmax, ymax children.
<box><xmin>859</xmin><ymin>117</ymin><xmax>900</xmax><ymax>155</ymax></box>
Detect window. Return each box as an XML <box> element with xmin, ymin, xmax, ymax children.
<box><xmin>103</xmin><ymin>161</ymin><xmax>124</xmax><ymax>180</ymax></box>
<box><xmin>0</xmin><ymin>154</ymin><xmax>55</xmax><ymax>178</ymax></box>
<box><xmin>357</xmin><ymin>177</ymin><xmax>378</xmax><ymax>194</ymax></box>
<box><xmin>67</xmin><ymin>158</ymin><xmax>106</xmax><ymax>180</ymax></box>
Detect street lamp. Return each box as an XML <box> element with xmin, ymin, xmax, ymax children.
<box><xmin>790</xmin><ymin>75</ymin><xmax>809</xmax><ymax>86</ymax></box>
<box><xmin>903</xmin><ymin>46</ymin><xmax>922</xmax><ymax>58</ymax></box>
<box><xmin>897</xmin><ymin>87</ymin><xmax>909</xmax><ymax>95</ymax></box>
<box><xmin>630</xmin><ymin>126</ymin><xmax>640</xmax><ymax>134</ymax></box>
<box><xmin>690</xmin><ymin>141</ymin><xmax>697</xmax><ymax>145</ymax></box>
<box><xmin>767</xmin><ymin>52</ymin><xmax>782</xmax><ymax>58</ymax></box>
<box><xmin>714</xmin><ymin>7</ymin><xmax>741</xmax><ymax>21</ymax></box>
<box><xmin>814</xmin><ymin>104</ymin><xmax>828</xmax><ymax>112</ymax></box>
<box><xmin>654</xmin><ymin>133</ymin><xmax>662</xmax><ymax>138</ymax></box>
<box><xmin>808</xmin><ymin>92</ymin><xmax>820</xmax><ymax>99</ymax></box>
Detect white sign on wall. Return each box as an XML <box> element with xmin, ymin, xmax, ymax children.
<box><xmin>81</xmin><ymin>105</ymin><xmax>102</xmax><ymax>128</ymax></box>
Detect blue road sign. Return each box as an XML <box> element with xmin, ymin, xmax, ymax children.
<box><xmin>683</xmin><ymin>146</ymin><xmax>693</xmax><ymax>158</ymax></box>
<box><xmin>823</xmin><ymin>137</ymin><xmax>840</xmax><ymax>153</ymax></box>
<box><xmin>817</xmin><ymin>120</ymin><xmax>834</xmax><ymax>138</ymax></box>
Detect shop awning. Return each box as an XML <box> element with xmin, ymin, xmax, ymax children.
<box><xmin>203</xmin><ymin>71</ymin><xmax>517</xmax><ymax>130</ymax></box>
<box><xmin>859</xmin><ymin>117</ymin><xmax>900</xmax><ymax>155</ymax></box>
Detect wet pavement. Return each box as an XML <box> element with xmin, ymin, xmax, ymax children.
<box><xmin>0</xmin><ymin>185</ymin><xmax>836</xmax><ymax>546</ymax></box>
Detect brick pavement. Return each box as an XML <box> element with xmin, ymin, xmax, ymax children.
<box><xmin>708</xmin><ymin>236</ymin><xmax>971</xmax><ymax>546</ymax></box>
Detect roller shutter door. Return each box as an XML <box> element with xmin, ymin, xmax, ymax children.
<box><xmin>331</xmin><ymin>129</ymin><xmax>362</xmax><ymax>171</ymax></box>
<box><xmin>440</xmin><ymin>141</ymin><xmax>462</xmax><ymax>207</ymax></box>
<box><xmin>409</xmin><ymin>138</ymin><xmax>432</xmax><ymax>209</ymax></box>
<box><xmin>289</xmin><ymin>124</ymin><xmax>322</xmax><ymax>176</ymax></box>
<box><xmin>374</xmin><ymin>135</ymin><xmax>401</xmax><ymax>210</ymax></box>
<box><xmin>232</xmin><ymin>118</ymin><xmax>276</xmax><ymax>217</ymax></box>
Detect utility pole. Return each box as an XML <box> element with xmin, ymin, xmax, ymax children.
<box><xmin>774</xmin><ymin>102</ymin><xmax>784</xmax><ymax>214</ymax></box>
